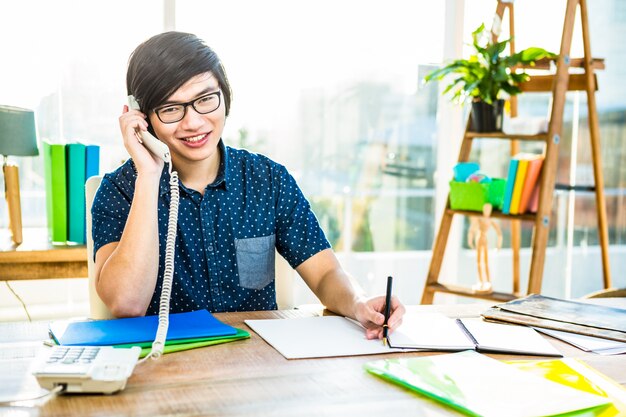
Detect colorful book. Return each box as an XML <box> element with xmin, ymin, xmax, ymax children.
<box><xmin>527</xmin><ymin>182</ymin><xmax>540</xmax><ymax>213</ymax></box>
<box><xmin>518</xmin><ymin>155</ymin><xmax>544</xmax><ymax>214</ymax></box>
<box><xmin>509</xmin><ymin>158</ymin><xmax>529</xmax><ymax>214</ymax></box>
<box><xmin>501</xmin><ymin>159</ymin><xmax>519</xmax><ymax>215</ymax></box>
<box><xmin>42</xmin><ymin>141</ymin><xmax>67</xmax><ymax>244</ymax></box>
<box><xmin>66</xmin><ymin>143</ymin><xmax>87</xmax><ymax>244</ymax></box>
<box><xmin>85</xmin><ymin>144</ymin><xmax>100</xmax><ymax>180</ymax></box>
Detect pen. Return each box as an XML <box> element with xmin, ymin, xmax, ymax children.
<box><xmin>382</xmin><ymin>275</ymin><xmax>393</xmax><ymax>346</ymax></box>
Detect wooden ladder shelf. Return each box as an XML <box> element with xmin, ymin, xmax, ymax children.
<box><xmin>421</xmin><ymin>0</ymin><xmax>611</xmax><ymax>304</ymax></box>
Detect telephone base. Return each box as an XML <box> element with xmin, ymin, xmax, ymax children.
<box><xmin>33</xmin><ymin>346</ymin><xmax>141</xmax><ymax>395</ymax></box>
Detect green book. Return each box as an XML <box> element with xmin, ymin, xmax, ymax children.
<box><xmin>43</xmin><ymin>141</ymin><xmax>67</xmax><ymax>244</ymax></box>
<box><xmin>66</xmin><ymin>143</ymin><xmax>87</xmax><ymax>244</ymax></box>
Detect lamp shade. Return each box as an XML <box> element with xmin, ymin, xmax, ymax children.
<box><xmin>0</xmin><ymin>105</ymin><xmax>39</xmax><ymax>157</ymax></box>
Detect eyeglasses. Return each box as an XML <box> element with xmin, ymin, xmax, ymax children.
<box><xmin>154</xmin><ymin>91</ymin><xmax>222</xmax><ymax>124</ymax></box>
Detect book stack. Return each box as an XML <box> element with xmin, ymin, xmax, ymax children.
<box><xmin>501</xmin><ymin>152</ymin><xmax>544</xmax><ymax>215</ymax></box>
<box><xmin>42</xmin><ymin>141</ymin><xmax>100</xmax><ymax>245</ymax></box>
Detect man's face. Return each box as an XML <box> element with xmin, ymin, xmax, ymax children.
<box><xmin>150</xmin><ymin>72</ymin><xmax>226</xmax><ymax>166</ymax></box>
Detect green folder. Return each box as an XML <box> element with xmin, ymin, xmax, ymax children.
<box><xmin>50</xmin><ymin>309</ymin><xmax>251</xmax><ymax>358</ymax></box>
<box><xmin>66</xmin><ymin>143</ymin><xmax>86</xmax><ymax>244</ymax></box>
<box><xmin>115</xmin><ymin>329</ymin><xmax>251</xmax><ymax>358</ymax></box>
<box><xmin>53</xmin><ymin>329</ymin><xmax>251</xmax><ymax>359</ymax></box>
<box><xmin>364</xmin><ymin>351</ymin><xmax>611</xmax><ymax>417</ymax></box>
<box><xmin>43</xmin><ymin>141</ymin><xmax>67</xmax><ymax>243</ymax></box>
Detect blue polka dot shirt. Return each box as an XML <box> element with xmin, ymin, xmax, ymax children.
<box><xmin>91</xmin><ymin>140</ymin><xmax>330</xmax><ymax>315</ymax></box>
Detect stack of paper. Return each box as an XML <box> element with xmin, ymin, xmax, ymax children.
<box><xmin>534</xmin><ymin>328</ymin><xmax>626</xmax><ymax>355</ymax></box>
<box><xmin>482</xmin><ymin>294</ymin><xmax>626</xmax><ymax>343</ymax></box>
<box><xmin>50</xmin><ymin>310</ymin><xmax>249</xmax><ymax>358</ymax></box>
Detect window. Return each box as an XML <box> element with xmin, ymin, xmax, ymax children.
<box><xmin>176</xmin><ymin>0</ymin><xmax>445</xmax><ymax>252</ymax></box>
<box><xmin>0</xmin><ymin>0</ymin><xmax>164</xmax><ymax>228</ymax></box>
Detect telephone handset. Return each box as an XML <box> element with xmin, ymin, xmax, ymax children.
<box><xmin>127</xmin><ymin>95</ymin><xmax>179</xmax><ymax>363</ymax></box>
<box><xmin>127</xmin><ymin>95</ymin><xmax>171</xmax><ymax>164</ymax></box>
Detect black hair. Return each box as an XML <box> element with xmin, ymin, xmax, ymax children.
<box><xmin>126</xmin><ymin>31</ymin><xmax>232</xmax><ymax>124</ymax></box>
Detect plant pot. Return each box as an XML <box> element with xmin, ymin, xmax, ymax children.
<box><xmin>471</xmin><ymin>99</ymin><xmax>504</xmax><ymax>132</ymax></box>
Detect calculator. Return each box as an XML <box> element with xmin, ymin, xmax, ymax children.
<box><xmin>32</xmin><ymin>345</ymin><xmax>141</xmax><ymax>394</ymax></box>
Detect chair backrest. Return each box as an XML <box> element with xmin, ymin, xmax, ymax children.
<box><xmin>85</xmin><ymin>174</ymin><xmax>296</xmax><ymax>315</ymax></box>
<box><xmin>275</xmin><ymin>252</ymin><xmax>295</xmax><ymax>309</ymax></box>
<box><xmin>85</xmin><ymin>175</ymin><xmax>114</xmax><ymax>319</ymax></box>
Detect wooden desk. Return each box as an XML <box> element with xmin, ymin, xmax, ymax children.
<box><xmin>0</xmin><ymin>228</ymin><xmax>87</xmax><ymax>280</ymax></box>
<box><xmin>2</xmin><ymin>304</ymin><xmax>625</xmax><ymax>416</ymax></box>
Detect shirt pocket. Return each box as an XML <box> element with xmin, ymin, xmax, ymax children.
<box><xmin>235</xmin><ymin>234</ymin><xmax>276</xmax><ymax>290</ymax></box>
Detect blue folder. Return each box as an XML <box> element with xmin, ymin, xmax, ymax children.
<box><xmin>50</xmin><ymin>309</ymin><xmax>238</xmax><ymax>346</ymax></box>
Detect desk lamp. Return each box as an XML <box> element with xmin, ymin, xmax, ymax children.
<box><xmin>0</xmin><ymin>105</ymin><xmax>39</xmax><ymax>245</ymax></box>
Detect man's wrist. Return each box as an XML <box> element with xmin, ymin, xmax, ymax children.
<box><xmin>351</xmin><ymin>296</ymin><xmax>368</xmax><ymax>321</ymax></box>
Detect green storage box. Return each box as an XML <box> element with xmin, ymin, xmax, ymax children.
<box><xmin>449</xmin><ymin>178</ymin><xmax>506</xmax><ymax>211</ymax></box>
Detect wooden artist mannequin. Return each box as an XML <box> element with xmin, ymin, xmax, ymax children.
<box><xmin>467</xmin><ymin>203</ymin><xmax>502</xmax><ymax>293</ymax></box>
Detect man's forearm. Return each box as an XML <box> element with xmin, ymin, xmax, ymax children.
<box><xmin>315</xmin><ymin>270</ymin><xmax>364</xmax><ymax>319</ymax></box>
<box><xmin>97</xmin><ymin>174</ymin><xmax>161</xmax><ymax>316</ymax></box>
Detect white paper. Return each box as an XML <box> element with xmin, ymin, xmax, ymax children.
<box><xmin>388</xmin><ymin>312</ymin><xmax>475</xmax><ymax>350</ymax></box>
<box><xmin>461</xmin><ymin>318</ymin><xmax>562</xmax><ymax>356</ymax></box>
<box><xmin>245</xmin><ymin>316</ymin><xmax>402</xmax><ymax>359</ymax></box>
<box><xmin>535</xmin><ymin>327</ymin><xmax>626</xmax><ymax>355</ymax></box>
<box><xmin>390</xmin><ymin>313</ymin><xmax>561</xmax><ymax>356</ymax></box>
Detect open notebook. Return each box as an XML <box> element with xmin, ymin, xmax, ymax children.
<box><xmin>245</xmin><ymin>312</ymin><xmax>560</xmax><ymax>359</ymax></box>
<box><xmin>388</xmin><ymin>313</ymin><xmax>561</xmax><ymax>356</ymax></box>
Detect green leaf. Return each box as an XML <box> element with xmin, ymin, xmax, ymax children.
<box><xmin>426</xmin><ymin>22</ymin><xmax>557</xmax><ymax>105</ymax></box>
<box><xmin>520</xmin><ymin>47</ymin><xmax>557</xmax><ymax>63</ymax></box>
<box><xmin>510</xmin><ymin>73</ymin><xmax>530</xmax><ymax>84</ymax></box>
<box><xmin>501</xmin><ymin>82</ymin><xmax>521</xmax><ymax>96</ymax></box>
<box><xmin>442</xmin><ymin>76</ymin><xmax>466</xmax><ymax>95</ymax></box>
<box><xmin>496</xmin><ymin>40</ymin><xmax>508</xmax><ymax>56</ymax></box>
<box><xmin>472</xmin><ymin>23</ymin><xmax>486</xmax><ymax>38</ymax></box>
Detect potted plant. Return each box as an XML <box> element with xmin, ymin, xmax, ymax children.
<box><xmin>425</xmin><ymin>23</ymin><xmax>557</xmax><ymax>132</ymax></box>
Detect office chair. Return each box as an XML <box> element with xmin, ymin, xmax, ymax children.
<box><xmin>85</xmin><ymin>176</ymin><xmax>114</xmax><ymax>319</ymax></box>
